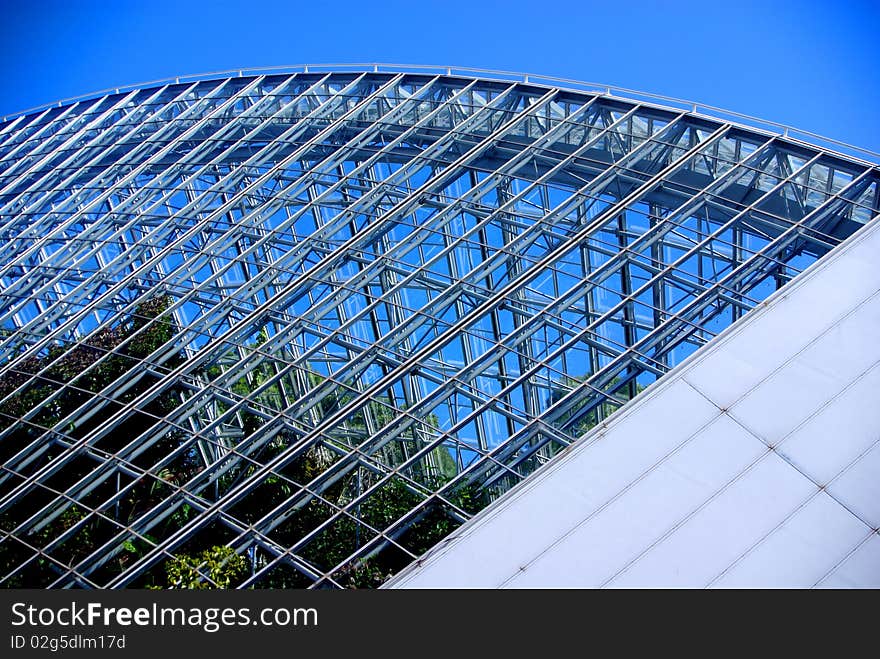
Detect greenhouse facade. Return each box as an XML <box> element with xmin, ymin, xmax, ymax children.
<box><xmin>0</xmin><ymin>66</ymin><xmax>878</xmax><ymax>588</ymax></box>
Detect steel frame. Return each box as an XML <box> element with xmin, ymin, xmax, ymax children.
<box><xmin>0</xmin><ymin>70</ymin><xmax>877</xmax><ymax>588</ymax></box>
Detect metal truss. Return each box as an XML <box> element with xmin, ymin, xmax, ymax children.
<box><xmin>0</xmin><ymin>70</ymin><xmax>877</xmax><ymax>589</ymax></box>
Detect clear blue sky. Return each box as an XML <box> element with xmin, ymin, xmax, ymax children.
<box><xmin>1</xmin><ymin>0</ymin><xmax>878</xmax><ymax>153</ymax></box>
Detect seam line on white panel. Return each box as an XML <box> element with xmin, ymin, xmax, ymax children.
<box><xmin>705</xmin><ymin>488</ymin><xmax>867</xmax><ymax>588</ymax></box>
<box><xmin>722</xmin><ymin>358</ymin><xmax>880</xmax><ymax>500</ymax></box>
<box><xmin>810</xmin><ymin>530</ymin><xmax>879</xmax><ymax>588</ymax></box>
<box><xmin>593</xmin><ymin>315</ymin><xmax>880</xmax><ymax>588</ymax></box>
<box><xmin>720</xmin><ymin>395</ymin><xmax>877</xmax><ymax>529</ymax></box>
<box><xmin>596</xmin><ymin>427</ymin><xmax>787</xmax><ymax>587</ymax></box>
<box><xmin>819</xmin><ymin>433</ymin><xmax>880</xmax><ymax>521</ymax></box>
<box><xmin>753</xmin><ymin>358</ymin><xmax>880</xmax><ymax>463</ymax></box>
<box><xmin>496</xmin><ymin>398</ymin><xmax>727</xmax><ymax>587</ymax></box>
<box><xmin>499</xmin><ymin>382</ymin><xmax>758</xmax><ymax>587</ymax></box>
<box><xmin>507</xmin><ymin>354</ymin><xmax>873</xmax><ymax>589</ymax></box>
<box><xmin>683</xmin><ymin>285</ymin><xmax>880</xmax><ymax>412</ymax></box>
<box><xmin>692</xmin><ymin>367</ymin><xmax>880</xmax><ymax>586</ymax></box>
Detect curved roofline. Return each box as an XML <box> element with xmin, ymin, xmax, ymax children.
<box><xmin>3</xmin><ymin>62</ymin><xmax>878</xmax><ymax>166</ymax></box>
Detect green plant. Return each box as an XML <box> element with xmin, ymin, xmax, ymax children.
<box><xmin>164</xmin><ymin>545</ymin><xmax>248</xmax><ymax>589</ymax></box>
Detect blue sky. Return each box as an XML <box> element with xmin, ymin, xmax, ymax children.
<box><xmin>1</xmin><ymin>0</ymin><xmax>877</xmax><ymax>153</ymax></box>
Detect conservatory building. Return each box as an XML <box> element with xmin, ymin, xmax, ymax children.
<box><xmin>0</xmin><ymin>66</ymin><xmax>877</xmax><ymax>588</ymax></box>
